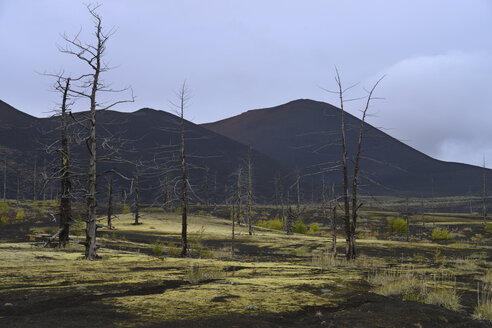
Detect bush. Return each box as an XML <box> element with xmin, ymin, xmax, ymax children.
<box><xmin>486</xmin><ymin>224</ymin><xmax>492</xmax><ymax>233</ymax></box>
<box><xmin>16</xmin><ymin>210</ymin><xmax>24</xmax><ymax>220</ymax></box>
<box><xmin>267</xmin><ymin>218</ymin><xmax>284</xmax><ymax>230</ymax></box>
<box><xmin>388</xmin><ymin>217</ymin><xmax>407</xmax><ymax>233</ymax></box>
<box><xmin>294</xmin><ymin>220</ymin><xmax>307</xmax><ymax>234</ymax></box>
<box><xmin>307</xmin><ymin>223</ymin><xmax>320</xmax><ymax>235</ymax></box>
<box><xmin>0</xmin><ymin>202</ymin><xmax>8</xmax><ymax>214</ymax></box>
<box><xmin>153</xmin><ymin>241</ymin><xmax>164</xmax><ymax>256</ymax></box>
<box><xmin>175</xmin><ymin>206</ymin><xmax>183</xmax><ymax>214</ymax></box>
<box><xmin>256</xmin><ymin>220</ymin><xmax>267</xmax><ymax>228</ymax></box>
<box><xmin>122</xmin><ymin>205</ymin><xmax>131</xmax><ymax>214</ymax></box>
<box><xmin>472</xmin><ymin>233</ymin><xmax>483</xmax><ymax>243</ymax></box>
<box><xmin>432</xmin><ymin>228</ymin><xmax>452</xmax><ymax>240</ymax></box>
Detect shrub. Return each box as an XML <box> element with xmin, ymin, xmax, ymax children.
<box><xmin>1</xmin><ymin>216</ymin><xmax>8</xmax><ymax>224</ymax></box>
<box><xmin>174</xmin><ymin>206</ymin><xmax>183</xmax><ymax>214</ymax></box>
<box><xmin>432</xmin><ymin>228</ymin><xmax>452</xmax><ymax>240</ymax></box>
<box><xmin>122</xmin><ymin>205</ymin><xmax>131</xmax><ymax>214</ymax></box>
<box><xmin>153</xmin><ymin>241</ymin><xmax>164</xmax><ymax>256</ymax></box>
<box><xmin>0</xmin><ymin>202</ymin><xmax>8</xmax><ymax>214</ymax></box>
<box><xmin>256</xmin><ymin>220</ymin><xmax>267</xmax><ymax>228</ymax></box>
<box><xmin>388</xmin><ymin>217</ymin><xmax>407</xmax><ymax>233</ymax></box>
<box><xmin>307</xmin><ymin>223</ymin><xmax>320</xmax><ymax>235</ymax></box>
<box><xmin>267</xmin><ymin>218</ymin><xmax>284</xmax><ymax>230</ymax></box>
<box><xmin>16</xmin><ymin>210</ymin><xmax>24</xmax><ymax>220</ymax></box>
<box><xmin>486</xmin><ymin>224</ymin><xmax>492</xmax><ymax>234</ymax></box>
<box><xmin>472</xmin><ymin>233</ymin><xmax>484</xmax><ymax>243</ymax></box>
<box><xmin>473</xmin><ymin>282</ymin><xmax>492</xmax><ymax>321</ymax></box>
<box><xmin>294</xmin><ymin>220</ymin><xmax>307</xmax><ymax>234</ymax></box>
<box><xmin>168</xmin><ymin>244</ymin><xmax>181</xmax><ymax>256</ymax></box>
<box><xmin>198</xmin><ymin>210</ymin><xmax>205</xmax><ymax>216</ymax></box>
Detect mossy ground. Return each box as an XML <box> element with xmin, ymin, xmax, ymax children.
<box><xmin>0</xmin><ymin>204</ymin><xmax>491</xmax><ymax>327</ymax></box>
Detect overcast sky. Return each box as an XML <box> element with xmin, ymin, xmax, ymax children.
<box><xmin>1</xmin><ymin>0</ymin><xmax>492</xmax><ymax>167</ymax></box>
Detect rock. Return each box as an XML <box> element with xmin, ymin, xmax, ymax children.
<box><xmin>245</xmin><ymin>305</ymin><xmax>259</xmax><ymax>310</ymax></box>
<box><xmin>4</xmin><ymin>303</ymin><xmax>13</xmax><ymax>307</ymax></box>
<box><xmin>76</xmin><ymin>286</ymin><xmax>87</xmax><ymax>290</ymax></box>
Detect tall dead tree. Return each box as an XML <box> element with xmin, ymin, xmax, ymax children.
<box><xmin>59</xmin><ymin>4</ymin><xmax>133</xmax><ymax>259</ymax></box>
<box><xmin>330</xmin><ymin>68</ymin><xmax>384</xmax><ymax>260</ymax></box>
<box><xmin>59</xmin><ymin>77</ymin><xmax>72</xmax><ymax>246</ymax></box>
<box><xmin>175</xmin><ymin>82</ymin><xmax>191</xmax><ymax>257</ymax></box>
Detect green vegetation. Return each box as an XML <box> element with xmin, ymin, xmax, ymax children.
<box><xmin>307</xmin><ymin>223</ymin><xmax>320</xmax><ymax>235</ymax></box>
<box><xmin>256</xmin><ymin>218</ymin><xmax>283</xmax><ymax>230</ymax></box>
<box><xmin>16</xmin><ymin>209</ymin><xmax>24</xmax><ymax>220</ymax></box>
<box><xmin>388</xmin><ymin>217</ymin><xmax>407</xmax><ymax>233</ymax></box>
<box><xmin>432</xmin><ymin>227</ymin><xmax>453</xmax><ymax>240</ymax></box>
<box><xmin>294</xmin><ymin>220</ymin><xmax>307</xmax><ymax>234</ymax></box>
<box><xmin>122</xmin><ymin>204</ymin><xmax>131</xmax><ymax>214</ymax></box>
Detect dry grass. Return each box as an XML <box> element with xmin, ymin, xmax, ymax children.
<box><xmin>474</xmin><ymin>282</ymin><xmax>492</xmax><ymax>321</ymax></box>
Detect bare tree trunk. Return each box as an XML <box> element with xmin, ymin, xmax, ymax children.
<box><xmin>107</xmin><ymin>177</ymin><xmax>113</xmax><ymax>228</ymax></box>
<box><xmin>483</xmin><ymin>160</ymin><xmax>487</xmax><ymax>229</ymax></box>
<box><xmin>2</xmin><ymin>158</ymin><xmax>6</xmax><ymax>202</ymax></box>
<box><xmin>59</xmin><ymin>78</ymin><xmax>72</xmax><ymax>247</ymax></box>
<box><xmin>179</xmin><ymin>82</ymin><xmax>189</xmax><ymax>257</ymax></box>
<box><xmin>133</xmin><ymin>167</ymin><xmax>140</xmax><ymax>225</ymax></box>
<box><xmin>296</xmin><ymin>169</ymin><xmax>301</xmax><ymax>216</ymax></box>
<box><xmin>16</xmin><ymin>171</ymin><xmax>20</xmax><ymax>205</ymax></box>
<box><xmin>33</xmin><ymin>157</ymin><xmax>37</xmax><ymax>201</ymax></box>
<box><xmin>334</xmin><ymin>69</ymin><xmax>383</xmax><ymax>260</ymax></box>
<box><xmin>331</xmin><ymin>184</ymin><xmax>337</xmax><ymax>259</ymax></box>
<box><xmin>335</xmin><ymin>70</ymin><xmax>352</xmax><ymax>260</ymax></box>
<box><xmin>247</xmin><ymin>146</ymin><xmax>253</xmax><ymax>235</ymax></box>
<box><xmin>231</xmin><ymin>206</ymin><xmax>235</xmax><ymax>256</ymax></box>
<box><xmin>213</xmin><ymin>172</ymin><xmax>217</xmax><ymax>216</ymax></box>
<box><xmin>205</xmin><ymin>166</ymin><xmax>209</xmax><ymax>208</ymax></box>
<box><xmin>236</xmin><ymin>167</ymin><xmax>242</xmax><ymax>226</ymax></box>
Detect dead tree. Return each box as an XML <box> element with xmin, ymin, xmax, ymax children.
<box><xmin>175</xmin><ymin>82</ymin><xmax>191</xmax><ymax>257</ymax></box>
<box><xmin>231</xmin><ymin>206</ymin><xmax>235</xmax><ymax>256</ymax></box>
<box><xmin>482</xmin><ymin>159</ymin><xmax>488</xmax><ymax>229</ymax></box>
<box><xmin>58</xmin><ymin>4</ymin><xmax>134</xmax><ymax>259</ymax></box>
<box><xmin>204</xmin><ymin>166</ymin><xmax>209</xmax><ymax>207</ymax></box>
<box><xmin>246</xmin><ymin>146</ymin><xmax>254</xmax><ymax>235</ymax></box>
<box><xmin>33</xmin><ymin>157</ymin><xmax>37</xmax><ymax>201</ymax></box>
<box><xmin>331</xmin><ymin>184</ymin><xmax>337</xmax><ymax>259</ymax></box>
<box><xmin>213</xmin><ymin>171</ymin><xmax>217</xmax><ymax>215</ymax></box>
<box><xmin>235</xmin><ymin>167</ymin><xmax>243</xmax><ymax>226</ymax></box>
<box><xmin>2</xmin><ymin>158</ymin><xmax>6</xmax><ymax>201</ymax></box>
<box><xmin>133</xmin><ymin>164</ymin><xmax>141</xmax><ymax>225</ymax></box>
<box><xmin>330</xmin><ymin>68</ymin><xmax>384</xmax><ymax>260</ymax></box>
<box><xmin>59</xmin><ymin>77</ymin><xmax>72</xmax><ymax>246</ymax></box>
<box><xmin>107</xmin><ymin>177</ymin><xmax>114</xmax><ymax>228</ymax></box>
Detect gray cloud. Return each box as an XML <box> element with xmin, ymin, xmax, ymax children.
<box><xmin>1</xmin><ymin>1</ymin><xmax>492</xmax><ymax>166</ymax></box>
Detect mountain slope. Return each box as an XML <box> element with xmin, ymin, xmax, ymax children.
<box><xmin>203</xmin><ymin>99</ymin><xmax>490</xmax><ymax>196</ymax></box>
<box><xmin>0</xmin><ymin>101</ymin><xmax>293</xmax><ymax>203</ymax></box>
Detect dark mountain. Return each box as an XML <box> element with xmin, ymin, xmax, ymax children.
<box><xmin>0</xmin><ymin>101</ymin><xmax>293</xmax><ymax>203</ymax></box>
<box><xmin>203</xmin><ymin>99</ymin><xmax>491</xmax><ymax>197</ymax></box>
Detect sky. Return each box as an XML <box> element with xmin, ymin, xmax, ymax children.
<box><xmin>1</xmin><ymin>0</ymin><xmax>492</xmax><ymax>167</ymax></box>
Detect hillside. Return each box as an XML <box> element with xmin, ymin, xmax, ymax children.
<box><xmin>0</xmin><ymin>101</ymin><xmax>293</xmax><ymax>203</ymax></box>
<box><xmin>203</xmin><ymin>99</ymin><xmax>492</xmax><ymax>197</ymax></box>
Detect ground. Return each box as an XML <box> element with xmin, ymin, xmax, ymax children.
<box><xmin>0</xmin><ymin>202</ymin><xmax>491</xmax><ymax>327</ymax></box>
